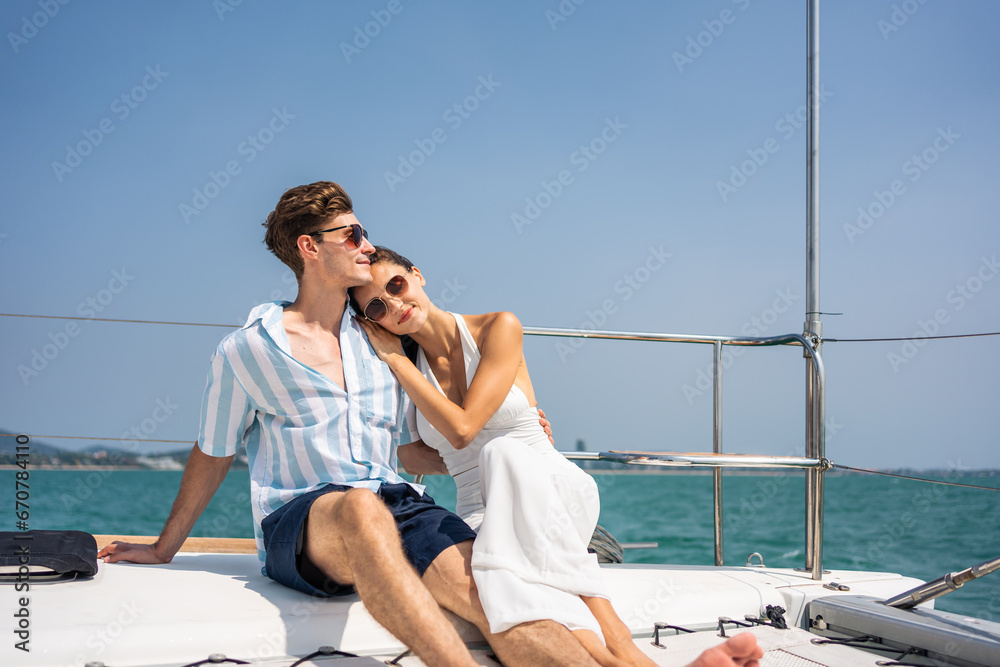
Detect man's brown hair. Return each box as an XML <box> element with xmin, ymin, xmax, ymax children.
<box><xmin>263</xmin><ymin>181</ymin><xmax>354</xmax><ymax>280</ymax></box>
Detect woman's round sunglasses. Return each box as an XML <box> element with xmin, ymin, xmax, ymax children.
<box><xmin>364</xmin><ymin>270</ymin><xmax>410</xmax><ymax>322</ymax></box>
<box><xmin>309</xmin><ymin>223</ymin><xmax>368</xmax><ymax>248</ymax></box>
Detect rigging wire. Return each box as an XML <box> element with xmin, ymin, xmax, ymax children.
<box><xmin>2</xmin><ymin>312</ymin><xmax>999</xmax><ymax>342</ymax></box>
<box><xmin>826</xmin><ymin>331</ymin><xmax>1000</xmax><ymax>343</ymax></box>
<box><xmin>832</xmin><ymin>464</ymin><xmax>1000</xmax><ymax>492</ymax></box>
<box><xmin>0</xmin><ymin>312</ymin><xmax>238</xmax><ymax>328</ymax></box>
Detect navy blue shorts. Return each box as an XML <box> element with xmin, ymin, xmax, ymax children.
<box><xmin>260</xmin><ymin>482</ymin><xmax>476</xmax><ymax>597</ymax></box>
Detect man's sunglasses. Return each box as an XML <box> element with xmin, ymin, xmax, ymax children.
<box><xmin>364</xmin><ymin>271</ymin><xmax>410</xmax><ymax>322</ymax></box>
<box><xmin>309</xmin><ymin>223</ymin><xmax>369</xmax><ymax>248</ymax></box>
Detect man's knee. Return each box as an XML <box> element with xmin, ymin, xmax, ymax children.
<box><xmin>312</xmin><ymin>488</ymin><xmax>392</xmax><ymax>533</ymax></box>
<box><xmin>339</xmin><ymin>487</ymin><xmax>386</xmax><ymax>514</ymax></box>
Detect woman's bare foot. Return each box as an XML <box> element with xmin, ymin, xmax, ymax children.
<box><xmin>687</xmin><ymin>633</ymin><xmax>764</xmax><ymax>667</ymax></box>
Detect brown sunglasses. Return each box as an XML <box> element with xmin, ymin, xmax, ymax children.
<box><xmin>363</xmin><ymin>271</ymin><xmax>410</xmax><ymax>322</ymax></box>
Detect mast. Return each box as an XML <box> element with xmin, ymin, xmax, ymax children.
<box><xmin>804</xmin><ymin>0</ymin><xmax>826</xmax><ymax>580</ymax></box>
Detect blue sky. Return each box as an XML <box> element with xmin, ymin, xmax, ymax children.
<box><xmin>1</xmin><ymin>1</ymin><xmax>997</xmax><ymax>469</ymax></box>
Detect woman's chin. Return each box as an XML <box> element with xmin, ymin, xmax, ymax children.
<box><xmin>396</xmin><ymin>307</ymin><xmax>428</xmax><ymax>335</ymax></box>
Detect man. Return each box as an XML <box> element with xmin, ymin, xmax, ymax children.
<box><xmin>99</xmin><ymin>181</ymin><xmax>763</xmax><ymax>667</ymax></box>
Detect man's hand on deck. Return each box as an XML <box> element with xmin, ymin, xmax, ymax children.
<box><xmin>98</xmin><ymin>540</ymin><xmax>172</xmax><ymax>564</ymax></box>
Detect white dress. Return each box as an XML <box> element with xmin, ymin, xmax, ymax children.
<box><xmin>414</xmin><ymin>312</ymin><xmax>608</xmax><ymax>637</ymax></box>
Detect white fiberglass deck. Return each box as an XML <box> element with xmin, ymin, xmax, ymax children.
<box><xmin>7</xmin><ymin>551</ymin><xmax>926</xmax><ymax>667</ymax></box>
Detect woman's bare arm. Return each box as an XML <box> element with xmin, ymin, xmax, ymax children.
<box><xmin>358</xmin><ymin>312</ymin><xmax>523</xmax><ymax>449</ymax></box>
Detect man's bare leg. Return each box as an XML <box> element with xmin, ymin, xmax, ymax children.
<box><xmin>582</xmin><ymin>596</ymin><xmax>658</xmax><ymax>667</ymax></box>
<box><xmin>302</xmin><ymin>488</ymin><xmax>477</xmax><ymax>667</ymax></box>
<box><xmin>420</xmin><ymin>539</ymin><xmax>602</xmax><ymax>667</ymax></box>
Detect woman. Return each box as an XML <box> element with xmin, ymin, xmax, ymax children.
<box><xmin>351</xmin><ymin>246</ymin><xmax>656</xmax><ymax>667</ymax></box>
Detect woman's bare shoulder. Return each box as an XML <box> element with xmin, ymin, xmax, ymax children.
<box><xmin>462</xmin><ymin>311</ymin><xmax>522</xmax><ymax>347</ymax></box>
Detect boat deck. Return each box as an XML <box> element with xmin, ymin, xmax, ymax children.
<box><xmin>13</xmin><ymin>551</ymin><xmax>927</xmax><ymax>666</ymax></box>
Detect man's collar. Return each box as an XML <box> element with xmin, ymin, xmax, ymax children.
<box><xmin>243</xmin><ymin>299</ymin><xmax>358</xmax><ymax>343</ymax></box>
<box><xmin>243</xmin><ymin>301</ymin><xmax>289</xmax><ymax>331</ymax></box>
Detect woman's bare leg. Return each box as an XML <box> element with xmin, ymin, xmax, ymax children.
<box><xmin>582</xmin><ymin>596</ymin><xmax>658</xmax><ymax>667</ymax></box>
<box><xmin>571</xmin><ymin>629</ymin><xmax>630</xmax><ymax>667</ymax></box>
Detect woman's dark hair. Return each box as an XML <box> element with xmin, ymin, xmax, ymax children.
<box><xmin>369</xmin><ymin>245</ymin><xmax>415</xmax><ymax>271</ymax></box>
<box><xmin>350</xmin><ymin>245</ymin><xmax>421</xmax><ymax>363</ymax></box>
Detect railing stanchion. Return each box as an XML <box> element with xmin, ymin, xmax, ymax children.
<box><xmin>713</xmin><ymin>341</ymin><xmax>724</xmax><ymax>567</ymax></box>
<box><xmin>811</xmin><ymin>340</ymin><xmax>826</xmax><ymax>580</ymax></box>
<box><xmin>803</xmin><ymin>337</ymin><xmax>825</xmax><ymax>580</ymax></box>
<box><xmin>805</xmin><ymin>351</ymin><xmax>815</xmax><ymax>574</ymax></box>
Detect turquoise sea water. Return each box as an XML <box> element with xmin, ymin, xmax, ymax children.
<box><xmin>5</xmin><ymin>469</ymin><xmax>998</xmax><ymax>620</ymax></box>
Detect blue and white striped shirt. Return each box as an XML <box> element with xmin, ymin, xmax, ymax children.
<box><xmin>197</xmin><ymin>301</ymin><xmax>418</xmax><ymax>569</ymax></box>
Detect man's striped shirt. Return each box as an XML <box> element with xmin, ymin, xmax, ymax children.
<box><xmin>197</xmin><ymin>301</ymin><xmax>417</xmax><ymax>570</ymax></box>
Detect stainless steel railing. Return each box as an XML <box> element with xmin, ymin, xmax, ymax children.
<box><xmin>523</xmin><ymin>325</ymin><xmax>827</xmax><ymax>580</ymax></box>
